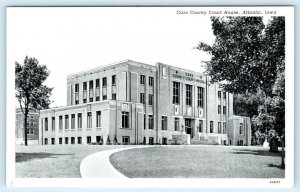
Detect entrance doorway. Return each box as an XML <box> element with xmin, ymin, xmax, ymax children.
<box><xmin>185</xmin><ymin>119</ymin><xmax>193</xmax><ymax>138</ymax></box>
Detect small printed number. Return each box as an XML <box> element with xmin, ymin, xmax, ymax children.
<box><xmin>270</xmin><ymin>181</ymin><xmax>280</xmax><ymax>184</ymax></box>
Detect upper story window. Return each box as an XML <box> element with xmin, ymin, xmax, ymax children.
<box><xmin>87</xmin><ymin>112</ymin><xmax>92</xmax><ymax>128</ymax></box>
<box><xmin>75</xmin><ymin>84</ymin><xmax>79</xmax><ymax>105</ymax></box>
<box><xmin>218</xmin><ymin>122</ymin><xmax>221</xmax><ymax>133</ymax></box>
<box><xmin>140</xmin><ymin>93</ymin><xmax>145</xmax><ymax>104</ymax></box>
<box><xmin>78</xmin><ymin>113</ymin><xmax>82</xmax><ymax>129</ymax></box>
<box><xmin>218</xmin><ymin>105</ymin><xmax>221</xmax><ymax>114</ymax></box>
<box><xmin>239</xmin><ymin>123</ymin><xmax>243</xmax><ymax>134</ymax></box>
<box><xmin>89</xmin><ymin>80</ymin><xmax>94</xmax><ymax>102</ymax></box>
<box><xmin>96</xmin><ymin>111</ymin><xmax>101</xmax><ymax>128</ymax></box>
<box><xmin>52</xmin><ymin>117</ymin><xmax>55</xmax><ymax>131</ymax></box>
<box><xmin>149</xmin><ymin>94</ymin><xmax>153</xmax><ymax>106</ymax></box>
<box><xmin>102</xmin><ymin>77</ymin><xmax>107</xmax><ymax>87</ymax></box>
<box><xmin>65</xmin><ymin>115</ymin><xmax>69</xmax><ymax>130</ymax></box>
<box><xmin>112</xmin><ymin>75</ymin><xmax>116</xmax><ymax>86</ymax></box>
<box><xmin>210</xmin><ymin>121</ymin><xmax>214</xmax><ymax>133</ymax></box>
<box><xmin>172</xmin><ymin>82</ymin><xmax>180</xmax><ymax>105</ymax></box>
<box><xmin>186</xmin><ymin>84</ymin><xmax>192</xmax><ymax>106</ymax></box>
<box><xmin>89</xmin><ymin>80</ymin><xmax>93</xmax><ymax>90</ymax></box>
<box><xmin>161</xmin><ymin>116</ymin><xmax>168</xmax><ymax>130</ymax></box>
<box><xmin>83</xmin><ymin>82</ymin><xmax>87</xmax><ymax>91</ymax></box>
<box><xmin>75</xmin><ymin>84</ymin><xmax>79</xmax><ymax>93</ymax></box>
<box><xmin>83</xmin><ymin>82</ymin><xmax>87</xmax><ymax>103</ymax></box>
<box><xmin>140</xmin><ymin>75</ymin><xmax>146</xmax><ymax>85</ymax></box>
<box><xmin>96</xmin><ymin>79</ymin><xmax>100</xmax><ymax>88</ymax></box>
<box><xmin>162</xmin><ymin>66</ymin><xmax>167</xmax><ymax>78</ymax></box>
<box><xmin>218</xmin><ymin>91</ymin><xmax>221</xmax><ymax>99</ymax></box>
<box><xmin>197</xmin><ymin>87</ymin><xmax>204</xmax><ymax>108</ymax></box>
<box><xmin>149</xmin><ymin>77</ymin><xmax>154</xmax><ymax>86</ymax></box>
<box><xmin>59</xmin><ymin>116</ymin><xmax>63</xmax><ymax>130</ymax></box>
<box><xmin>122</xmin><ymin>111</ymin><xmax>129</xmax><ymax>128</ymax></box>
<box><xmin>223</xmin><ymin>92</ymin><xmax>226</xmax><ymax>100</ymax></box>
<box><xmin>45</xmin><ymin>117</ymin><xmax>48</xmax><ymax>131</ymax></box>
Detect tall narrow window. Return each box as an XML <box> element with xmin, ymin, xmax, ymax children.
<box><xmin>83</xmin><ymin>82</ymin><xmax>87</xmax><ymax>103</ymax></box>
<box><xmin>218</xmin><ymin>122</ymin><xmax>221</xmax><ymax>133</ymax></box>
<box><xmin>95</xmin><ymin>79</ymin><xmax>100</xmax><ymax>101</ymax></box>
<box><xmin>75</xmin><ymin>84</ymin><xmax>79</xmax><ymax>104</ymax></box>
<box><xmin>112</xmin><ymin>75</ymin><xmax>116</xmax><ymax>85</ymax></box>
<box><xmin>162</xmin><ymin>116</ymin><xmax>167</xmax><ymax>130</ymax></box>
<box><xmin>122</xmin><ymin>112</ymin><xmax>129</xmax><ymax>128</ymax></box>
<box><xmin>89</xmin><ymin>80</ymin><xmax>94</xmax><ymax>102</ymax></box>
<box><xmin>102</xmin><ymin>77</ymin><xmax>107</xmax><ymax>87</ymax></box>
<box><xmin>239</xmin><ymin>123</ymin><xmax>243</xmax><ymax>134</ymax></box>
<box><xmin>149</xmin><ymin>76</ymin><xmax>154</xmax><ymax>86</ymax></box>
<box><xmin>218</xmin><ymin>105</ymin><xmax>221</xmax><ymax>114</ymax></box>
<box><xmin>210</xmin><ymin>121</ymin><xmax>214</xmax><ymax>133</ymax></box>
<box><xmin>197</xmin><ymin>87</ymin><xmax>204</xmax><ymax>108</ymax></box>
<box><xmin>186</xmin><ymin>84</ymin><xmax>192</xmax><ymax>106</ymax></box>
<box><xmin>140</xmin><ymin>93</ymin><xmax>145</xmax><ymax>104</ymax></box>
<box><xmin>112</xmin><ymin>93</ymin><xmax>116</xmax><ymax>100</ymax></box>
<box><xmin>52</xmin><ymin>117</ymin><xmax>55</xmax><ymax>131</ymax></box>
<box><xmin>223</xmin><ymin>122</ymin><xmax>226</xmax><ymax>134</ymax></box>
<box><xmin>149</xmin><ymin>115</ymin><xmax>154</xmax><ymax>130</ymax></box>
<box><xmin>149</xmin><ymin>94</ymin><xmax>153</xmax><ymax>105</ymax></box>
<box><xmin>173</xmin><ymin>82</ymin><xmax>180</xmax><ymax>104</ymax></box>
<box><xmin>96</xmin><ymin>111</ymin><xmax>101</xmax><ymax>127</ymax></box>
<box><xmin>140</xmin><ymin>75</ymin><xmax>146</xmax><ymax>85</ymax></box>
<box><xmin>65</xmin><ymin>115</ymin><xmax>69</xmax><ymax>130</ymax></box>
<box><xmin>87</xmin><ymin>112</ymin><xmax>92</xmax><ymax>128</ymax></box>
<box><xmin>59</xmin><ymin>116</ymin><xmax>63</xmax><ymax>130</ymax></box>
<box><xmin>174</xmin><ymin>117</ymin><xmax>179</xmax><ymax>131</ymax></box>
<box><xmin>223</xmin><ymin>92</ymin><xmax>226</xmax><ymax>100</ymax></box>
<box><xmin>144</xmin><ymin>115</ymin><xmax>146</xmax><ymax>129</ymax></box>
<box><xmin>71</xmin><ymin>114</ymin><xmax>75</xmax><ymax>129</ymax></box>
<box><xmin>199</xmin><ymin>120</ymin><xmax>203</xmax><ymax>132</ymax></box>
<box><xmin>78</xmin><ymin>113</ymin><xmax>82</xmax><ymax>129</ymax></box>
<box><xmin>218</xmin><ymin>91</ymin><xmax>221</xmax><ymax>99</ymax></box>
<box><xmin>223</xmin><ymin>106</ymin><xmax>226</xmax><ymax>114</ymax></box>
<box><xmin>45</xmin><ymin>117</ymin><xmax>48</xmax><ymax>131</ymax></box>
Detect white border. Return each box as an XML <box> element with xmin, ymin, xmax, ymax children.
<box><xmin>6</xmin><ymin>6</ymin><xmax>294</xmax><ymax>188</ymax></box>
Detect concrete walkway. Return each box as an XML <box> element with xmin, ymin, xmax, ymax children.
<box><xmin>80</xmin><ymin>146</ymin><xmax>149</xmax><ymax>178</ymax></box>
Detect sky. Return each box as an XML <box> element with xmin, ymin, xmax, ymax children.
<box><xmin>8</xmin><ymin>7</ymin><xmax>215</xmax><ymax>107</ymax></box>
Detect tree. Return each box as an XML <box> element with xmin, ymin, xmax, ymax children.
<box><xmin>15</xmin><ymin>56</ymin><xmax>53</xmax><ymax>146</ymax></box>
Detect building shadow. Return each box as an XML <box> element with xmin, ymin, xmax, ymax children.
<box><xmin>268</xmin><ymin>163</ymin><xmax>285</xmax><ymax>170</ymax></box>
<box><xmin>231</xmin><ymin>149</ymin><xmax>282</xmax><ymax>157</ymax></box>
<box><xmin>15</xmin><ymin>152</ymin><xmax>73</xmax><ymax>163</ymax></box>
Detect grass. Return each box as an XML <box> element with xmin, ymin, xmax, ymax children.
<box><xmin>15</xmin><ymin>144</ymin><xmax>127</xmax><ymax>178</ymax></box>
<box><xmin>109</xmin><ymin>145</ymin><xmax>285</xmax><ymax>178</ymax></box>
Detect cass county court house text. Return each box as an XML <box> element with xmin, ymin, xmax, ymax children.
<box><xmin>39</xmin><ymin>60</ymin><xmax>251</xmax><ymax>146</ymax></box>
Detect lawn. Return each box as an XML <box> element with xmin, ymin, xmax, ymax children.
<box><xmin>15</xmin><ymin>144</ymin><xmax>127</xmax><ymax>178</ymax></box>
<box><xmin>109</xmin><ymin>145</ymin><xmax>285</xmax><ymax>178</ymax></box>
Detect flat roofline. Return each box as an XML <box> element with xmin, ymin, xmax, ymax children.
<box><xmin>156</xmin><ymin>62</ymin><xmax>205</xmax><ymax>76</ymax></box>
<box><xmin>67</xmin><ymin>59</ymin><xmax>156</xmax><ymax>79</ymax></box>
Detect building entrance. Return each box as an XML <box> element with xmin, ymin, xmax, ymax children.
<box><xmin>185</xmin><ymin>119</ymin><xmax>193</xmax><ymax>138</ymax></box>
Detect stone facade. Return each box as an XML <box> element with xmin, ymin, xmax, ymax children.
<box><xmin>39</xmin><ymin>60</ymin><xmax>251</xmax><ymax>146</ymax></box>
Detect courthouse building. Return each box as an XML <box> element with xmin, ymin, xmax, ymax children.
<box><xmin>39</xmin><ymin>60</ymin><xmax>251</xmax><ymax>146</ymax></box>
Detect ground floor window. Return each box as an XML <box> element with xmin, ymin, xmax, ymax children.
<box><xmin>162</xmin><ymin>138</ymin><xmax>168</xmax><ymax>145</ymax></box>
<box><xmin>149</xmin><ymin>137</ymin><xmax>154</xmax><ymax>145</ymax></box>
<box><xmin>199</xmin><ymin>120</ymin><xmax>203</xmax><ymax>132</ymax></box>
<box><xmin>149</xmin><ymin>115</ymin><xmax>154</xmax><ymax>129</ymax></box>
<box><xmin>143</xmin><ymin>137</ymin><xmax>146</xmax><ymax>144</ymax></box>
<box><xmin>71</xmin><ymin>137</ymin><xmax>75</xmax><ymax>144</ymax></box>
<box><xmin>59</xmin><ymin>137</ymin><xmax>62</xmax><ymax>144</ymax></box>
<box><xmin>51</xmin><ymin>138</ymin><xmax>55</xmax><ymax>145</ymax></box>
<box><xmin>174</xmin><ymin>117</ymin><xmax>179</xmax><ymax>131</ymax></box>
<box><xmin>210</xmin><ymin>121</ymin><xmax>214</xmax><ymax>133</ymax></box>
<box><xmin>229</xmin><ymin>140</ymin><xmax>232</xmax><ymax>145</ymax></box>
<box><xmin>65</xmin><ymin>137</ymin><xmax>69</xmax><ymax>144</ymax></box>
<box><xmin>162</xmin><ymin>116</ymin><xmax>167</xmax><ymax>130</ymax></box>
<box><xmin>96</xmin><ymin>136</ymin><xmax>102</xmax><ymax>143</ymax></box>
<box><xmin>44</xmin><ymin>138</ymin><xmax>48</xmax><ymax>145</ymax></box>
<box><xmin>122</xmin><ymin>136</ymin><xmax>130</xmax><ymax>145</ymax></box>
<box><xmin>87</xmin><ymin>136</ymin><xmax>91</xmax><ymax>144</ymax></box>
<box><xmin>223</xmin><ymin>122</ymin><xmax>226</xmax><ymax>134</ymax></box>
<box><xmin>78</xmin><ymin>137</ymin><xmax>82</xmax><ymax>144</ymax></box>
<box><xmin>122</xmin><ymin>111</ymin><xmax>129</xmax><ymax>128</ymax></box>
<box><xmin>218</xmin><ymin>122</ymin><xmax>221</xmax><ymax>133</ymax></box>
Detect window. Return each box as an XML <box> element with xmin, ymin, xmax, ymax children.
<box><xmin>71</xmin><ymin>114</ymin><xmax>75</xmax><ymax>129</ymax></box>
<box><xmin>210</xmin><ymin>121</ymin><xmax>214</xmax><ymax>133</ymax></box>
<box><xmin>199</xmin><ymin>120</ymin><xmax>203</xmax><ymax>132</ymax></box>
<box><xmin>197</xmin><ymin>87</ymin><xmax>204</xmax><ymax>108</ymax></box>
<box><xmin>51</xmin><ymin>138</ymin><xmax>55</xmax><ymax>145</ymax></box>
<box><xmin>78</xmin><ymin>113</ymin><xmax>82</xmax><ymax>129</ymax></box>
<box><xmin>122</xmin><ymin>136</ymin><xmax>130</xmax><ymax>145</ymax></box>
<box><xmin>30</xmin><ymin>129</ymin><xmax>34</xmax><ymax>135</ymax></box>
<box><xmin>96</xmin><ymin>136</ymin><xmax>101</xmax><ymax>143</ymax></box>
<box><xmin>112</xmin><ymin>93</ymin><xmax>116</xmax><ymax>100</ymax></box>
<box><xmin>174</xmin><ymin>117</ymin><xmax>179</xmax><ymax>131</ymax></box>
<box><xmin>59</xmin><ymin>116</ymin><xmax>63</xmax><ymax>130</ymax></box>
<box><xmin>162</xmin><ymin>138</ymin><xmax>167</xmax><ymax>145</ymax></box>
<box><xmin>75</xmin><ymin>84</ymin><xmax>79</xmax><ymax>105</ymax></box>
<box><xmin>87</xmin><ymin>112</ymin><xmax>92</xmax><ymax>128</ymax></box>
<box><xmin>149</xmin><ymin>137</ymin><xmax>154</xmax><ymax>145</ymax></box>
<box><xmin>103</xmin><ymin>95</ymin><xmax>107</xmax><ymax>100</ymax></box>
<box><xmin>83</xmin><ymin>82</ymin><xmax>87</xmax><ymax>103</ymax></box>
<box><xmin>223</xmin><ymin>122</ymin><xmax>226</xmax><ymax>134</ymax></box>
<box><xmin>218</xmin><ymin>122</ymin><xmax>221</xmax><ymax>133</ymax></box>
<box><xmin>65</xmin><ymin>137</ymin><xmax>69</xmax><ymax>144</ymax></box>
<box><xmin>87</xmin><ymin>136</ymin><xmax>91</xmax><ymax>144</ymax></box>
<box><xmin>140</xmin><ymin>75</ymin><xmax>146</xmax><ymax>85</ymax></box>
<box><xmin>51</xmin><ymin>117</ymin><xmax>55</xmax><ymax>131</ymax></box>
<box><xmin>45</xmin><ymin>118</ymin><xmax>48</xmax><ymax>131</ymax></box>
<box><xmin>239</xmin><ymin>123</ymin><xmax>243</xmax><ymax>134</ymax></box>
<box><xmin>59</xmin><ymin>138</ymin><xmax>62</xmax><ymax>144</ymax></box>
<box><xmin>102</xmin><ymin>77</ymin><xmax>107</xmax><ymax>87</ymax></box>
<box><xmin>162</xmin><ymin>66</ymin><xmax>167</xmax><ymax>78</ymax></box>
<box><xmin>223</xmin><ymin>92</ymin><xmax>226</xmax><ymax>100</ymax></box>
<box><xmin>122</xmin><ymin>112</ymin><xmax>129</xmax><ymax>128</ymax></box>
<box><xmin>140</xmin><ymin>93</ymin><xmax>145</xmax><ymax>104</ymax></box>
<box><xmin>149</xmin><ymin>94</ymin><xmax>153</xmax><ymax>105</ymax></box>
<box><xmin>112</xmin><ymin>75</ymin><xmax>116</xmax><ymax>85</ymax></box>
<box><xmin>96</xmin><ymin>79</ymin><xmax>100</xmax><ymax>101</ymax></box>
<box><xmin>71</xmin><ymin>137</ymin><xmax>75</xmax><ymax>144</ymax></box>
<box><xmin>78</xmin><ymin>137</ymin><xmax>82</xmax><ymax>144</ymax></box>
<box><xmin>89</xmin><ymin>80</ymin><xmax>94</xmax><ymax>102</ymax></box>
<box><xmin>144</xmin><ymin>115</ymin><xmax>146</xmax><ymax>130</ymax></box>
<box><xmin>218</xmin><ymin>105</ymin><xmax>221</xmax><ymax>114</ymax></box>
<box><xmin>65</xmin><ymin>115</ymin><xmax>69</xmax><ymax>130</ymax></box>
<box><xmin>44</xmin><ymin>138</ymin><xmax>48</xmax><ymax>145</ymax></box>
<box><xmin>186</xmin><ymin>84</ymin><xmax>192</xmax><ymax>106</ymax></box>
<box><xmin>172</xmin><ymin>82</ymin><xmax>180</xmax><ymax>104</ymax></box>
<box><xmin>27</xmin><ymin>129</ymin><xmax>30</xmax><ymax>134</ymax></box>
<box><xmin>96</xmin><ymin>111</ymin><xmax>101</xmax><ymax>127</ymax></box>
<box><xmin>149</xmin><ymin>76</ymin><xmax>154</xmax><ymax>86</ymax></box>
<box><xmin>149</xmin><ymin>115</ymin><xmax>154</xmax><ymax>130</ymax></box>
<box><xmin>162</xmin><ymin>116</ymin><xmax>167</xmax><ymax>130</ymax></box>
<box><xmin>218</xmin><ymin>91</ymin><xmax>221</xmax><ymax>99</ymax></box>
